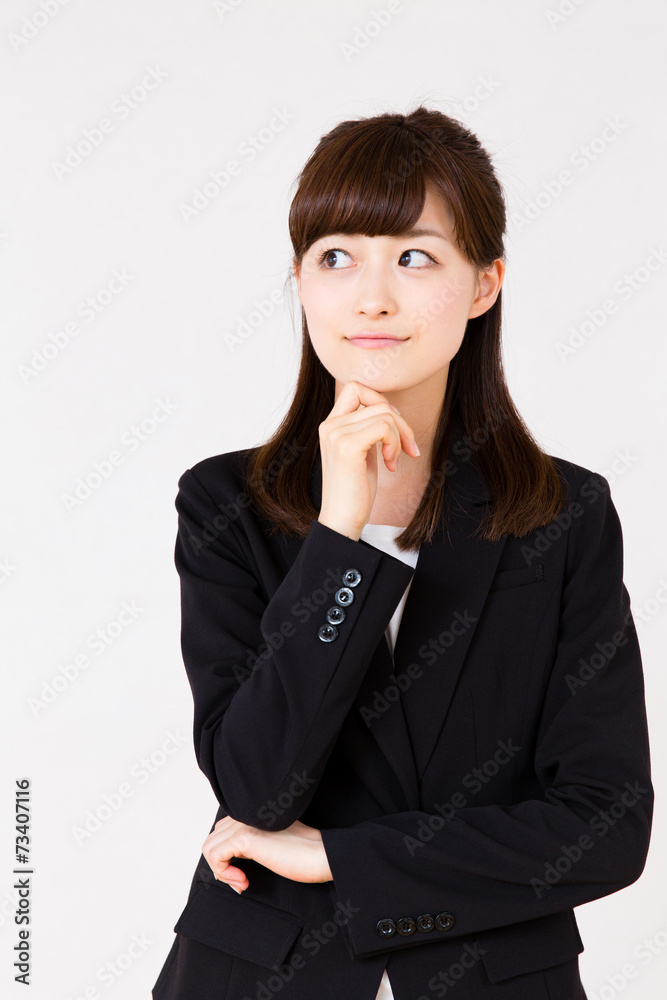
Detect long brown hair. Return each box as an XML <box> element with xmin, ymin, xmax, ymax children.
<box><xmin>243</xmin><ymin>105</ymin><xmax>567</xmax><ymax>550</ymax></box>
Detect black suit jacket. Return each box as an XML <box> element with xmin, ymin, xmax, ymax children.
<box><xmin>152</xmin><ymin>430</ymin><xmax>653</xmax><ymax>1000</ymax></box>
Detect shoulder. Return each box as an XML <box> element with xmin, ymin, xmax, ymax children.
<box><xmin>546</xmin><ymin>451</ymin><xmax>611</xmax><ymax>505</ymax></box>
<box><xmin>177</xmin><ymin>446</ymin><xmax>259</xmax><ymax>504</ymax></box>
<box><xmin>173</xmin><ymin>448</ymin><xmax>265</xmax><ymax>561</ymax></box>
<box><xmin>543</xmin><ymin>452</ymin><xmax>624</xmax><ymax>567</ymax></box>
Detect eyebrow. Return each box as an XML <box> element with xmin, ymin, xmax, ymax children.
<box><xmin>315</xmin><ymin>227</ymin><xmax>449</xmax><ymax>244</ymax></box>
<box><xmin>399</xmin><ymin>227</ymin><xmax>449</xmax><ymax>240</ymax></box>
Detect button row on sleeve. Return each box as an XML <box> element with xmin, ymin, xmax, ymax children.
<box><xmin>376</xmin><ymin>911</ymin><xmax>455</xmax><ymax>937</ymax></box>
<box><xmin>317</xmin><ymin>568</ymin><xmax>362</xmax><ymax>642</ymax></box>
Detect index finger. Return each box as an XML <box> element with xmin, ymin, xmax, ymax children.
<box><xmin>330</xmin><ymin>380</ymin><xmax>418</xmax><ymax>454</ymax></box>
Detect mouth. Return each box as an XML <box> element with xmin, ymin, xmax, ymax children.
<box><xmin>346</xmin><ymin>336</ymin><xmax>408</xmax><ymax>349</ymax></box>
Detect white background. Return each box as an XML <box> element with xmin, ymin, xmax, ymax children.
<box><xmin>1</xmin><ymin>1</ymin><xmax>666</xmax><ymax>997</ymax></box>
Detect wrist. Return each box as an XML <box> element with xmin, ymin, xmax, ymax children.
<box><xmin>319</xmin><ymin>842</ymin><xmax>333</xmax><ymax>882</ymax></box>
<box><xmin>317</xmin><ymin>512</ymin><xmax>362</xmax><ymax>542</ymax></box>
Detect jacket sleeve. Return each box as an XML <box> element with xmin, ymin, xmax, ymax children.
<box><xmin>174</xmin><ymin>465</ymin><xmax>415</xmax><ymax>827</ymax></box>
<box><xmin>320</xmin><ymin>471</ymin><xmax>654</xmax><ymax>959</ymax></box>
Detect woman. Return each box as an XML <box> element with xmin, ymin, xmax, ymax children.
<box><xmin>152</xmin><ymin>106</ymin><xmax>653</xmax><ymax>1000</ymax></box>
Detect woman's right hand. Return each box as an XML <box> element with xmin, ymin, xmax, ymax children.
<box><xmin>317</xmin><ymin>380</ymin><xmax>421</xmax><ymax>541</ymax></box>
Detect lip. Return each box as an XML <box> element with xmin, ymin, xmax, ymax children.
<box><xmin>346</xmin><ymin>333</ymin><xmax>408</xmax><ymax>349</ymax></box>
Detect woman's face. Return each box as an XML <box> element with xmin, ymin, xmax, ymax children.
<box><xmin>294</xmin><ymin>186</ymin><xmax>504</xmax><ymax>398</ymax></box>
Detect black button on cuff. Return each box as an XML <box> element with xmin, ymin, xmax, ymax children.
<box><xmin>326</xmin><ymin>606</ymin><xmax>346</xmax><ymax>625</ymax></box>
<box><xmin>317</xmin><ymin>624</ymin><xmax>338</xmax><ymax>643</ymax></box>
<box><xmin>416</xmin><ymin>913</ymin><xmax>435</xmax><ymax>932</ymax></box>
<box><xmin>376</xmin><ymin>911</ymin><xmax>455</xmax><ymax>936</ymax></box>
<box><xmin>334</xmin><ymin>586</ymin><xmax>354</xmax><ymax>606</ymax></box>
<box><xmin>317</xmin><ymin>568</ymin><xmax>361</xmax><ymax>641</ymax></box>
<box><xmin>435</xmin><ymin>911</ymin><xmax>455</xmax><ymax>931</ymax></box>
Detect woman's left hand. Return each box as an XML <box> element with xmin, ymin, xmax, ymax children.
<box><xmin>202</xmin><ymin>816</ymin><xmax>333</xmax><ymax>892</ymax></box>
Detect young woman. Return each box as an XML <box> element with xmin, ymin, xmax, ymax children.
<box><xmin>152</xmin><ymin>106</ymin><xmax>653</xmax><ymax>1000</ymax></box>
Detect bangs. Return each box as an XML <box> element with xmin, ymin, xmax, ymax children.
<box><xmin>289</xmin><ymin>121</ymin><xmax>462</xmax><ymax>258</ymax></box>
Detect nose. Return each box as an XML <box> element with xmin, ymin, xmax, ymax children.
<box><xmin>353</xmin><ymin>261</ymin><xmax>398</xmax><ymax>317</ymax></box>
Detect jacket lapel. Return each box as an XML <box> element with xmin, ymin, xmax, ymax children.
<box><xmin>347</xmin><ymin>626</ymin><xmax>423</xmax><ymax>811</ymax></box>
<box><xmin>304</xmin><ymin>425</ymin><xmax>508</xmax><ymax>805</ymax></box>
<box><xmin>391</xmin><ymin>487</ymin><xmax>507</xmax><ymax>782</ymax></box>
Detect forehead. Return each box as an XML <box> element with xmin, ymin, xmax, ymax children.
<box><xmin>310</xmin><ymin>188</ymin><xmax>455</xmax><ymax>246</ymax></box>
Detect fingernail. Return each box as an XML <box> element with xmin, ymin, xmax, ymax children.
<box><xmin>390</xmin><ymin>404</ymin><xmax>400</xmax><ymax>413</ymax></box>
<box><xmin>413</xmin><ymin>441</ymin><xmax>421</xmax><ymax>455</ymax></box>
<box><xmin>231</xmin><ymin>885</ymin><xmax>242</xmax><ymax>893</ymax></box>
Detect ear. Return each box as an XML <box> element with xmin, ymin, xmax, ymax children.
<box><xmin>468</xmin><ymin>258</ymin><xmax>505</xmax><ymax>320</ymax></box>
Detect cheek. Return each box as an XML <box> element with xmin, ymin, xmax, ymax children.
<box><xmin>301</xmin><ymin>283</ymin><xmax>344</xmax><ymax>332</ymax></box>
<box><xmin>408</xmin><ymin>274</ymin><xmax>474</xmax><ymax>336</ymax></box>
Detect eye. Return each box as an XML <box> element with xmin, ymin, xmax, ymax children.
<box><xmin>315</xmin><ymin>246</ymin><xmax>438</xmax><ymax>269</ymax></box>
<box><xmin>316</xmin><ymin>247</ymin><xmax>351</xmax><ymax>268</ymax></box>
<box><xmin>399</xmin><ymin>249</ymin><xmax>438</xmax><ymax>267</ymax></box>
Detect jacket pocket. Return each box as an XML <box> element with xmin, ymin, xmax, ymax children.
<box><xmin>173</xmin><ymin>881</ymin><xmax>304</xmax><ymax>971</ymax></box>
<box><xmin>475</xmin><ymin>909</ymin><xmax>584</xmax><ymax>983</ymax></box>
<box><xmin>488</xmin><ymin>563</ymin><xmax>544</xmax><ymax>592</ymax></box>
